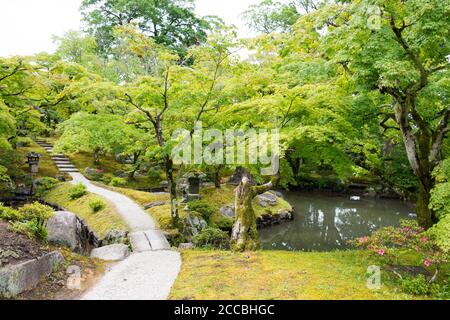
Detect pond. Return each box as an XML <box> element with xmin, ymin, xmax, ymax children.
<box><xmin>259</xmin><ymin>191</ymin><xmax>415</xmax><ymax>252</ymax></box>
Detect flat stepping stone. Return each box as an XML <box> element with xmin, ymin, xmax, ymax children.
<box><xmin>129</xmin><ymin>230</ymin><xmax>170</xmax><ymax>252</ymax></box>
<box><xmin>54</xmin><ymin>160</ymin><xmax>71</xmax><ymax>164</ymax></box>
<box><xmin>129</xmin><ymin>232</ymin><xmax>152</xmax><ymax>252</ymax></box>
<box><xmin>59</xmin><ymin>169</ymin><xmax>79</xmax><ymax>173</ymax></box>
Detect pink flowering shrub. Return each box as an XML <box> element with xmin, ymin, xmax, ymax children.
<box><xmin>349</xmin><ymin>220</ymin><xmax>448</xmax><ymax>268</ymax></box>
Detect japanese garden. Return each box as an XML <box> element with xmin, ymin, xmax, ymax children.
<box><xmin>0</xmin><ymin>0</ymin><xmax>449</xmax><ymax>301</ymax></box>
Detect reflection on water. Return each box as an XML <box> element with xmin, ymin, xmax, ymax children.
<box><xmin>259</xmin><ymin>191</ymin><xmax>415</xmax><ymax>252</ymax></box>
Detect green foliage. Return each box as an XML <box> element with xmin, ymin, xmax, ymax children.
<box><xmin>109</xmin><ymin>177</ymin><xmax>126</xmax><ymax>187</ymax></box>
<box><xmin>55</xmin><ymin>112</ymin><xmax>138</xmax><ymax>165</ymax></box>
<box><xmin>2</xmin><ymin>202</ymin><xmax>53</xmax><ymax>240</ymax></box>
<box><xmin>430</xmin><ymin>159</ymin><xmax>450</xmax><ymax>219</ymax></box>
<box><xmin>0</xmin><ymin>203</ymin><xmax>23</xmax><ymax>221</ymax></box>
<box><xmin>188</xmin><ymin>200</ymin><xmax>217</xmax><ymax>222</ymax></box>
<box><xmin>16</xmin><ymin>137</ymin><xmax>33</xmax><ymax>147</ymax></box>
<box><xmin>427</xmin><ymin>215</ymin><xmax>450</xmax><ymax>254</ymax></box>
<box><xmin>80</xmin><ymin>0</ymin><xmax>219</xmax><ymax>57</ymax></box>
<box><xmin>68</xmin><ymin>183</ymin><xmax>87</xmax><ymax>200</ymax></box>
<box><xmin>88</xmin><ymin>198</ymin><xmax>106</xmax><ymax>213</ymax></box>
<box><xmin>0</xmin><ymin>165</ymin><xmax>14</xmax><ymax>194</ymax></box>
<box><xmin>9</xmin><ymin>220</ymin><xmax>48</xmax><ymax>241</ymax></box>
<box><xmin>350</xmin><ymin>220</ymin><xmax>447</xmax><ymax>267</ymax></box>
<box><xmin>430</xmin><ymin>283</ymin><xmax>450</xmax><ymax>300</ymax></box>
<box><xmin>213</xmin><ymin>216</ymin><xmax>234</xmax><ymax>233</ymax></box>
<box><xmin>400</xmin><ymin>275</ymin><xmax>429</xmax><ymax>296</ymax></box>
<box><xmin>34</xmin><ymin>177</ymin><xmax>59</xmax><ymax>197</ymax></box>
<box><xmin>243</xmin><ymin>0</ymin><xmax>299</xmax><ymax>33</ymax></box>
<box><xmin>18</xmin><ymin>202</ymin><xmax>54</xmax><ymax>224</ymax></box>
<box><xmin>193</xmin><ymin>227</ymin><xmax>230</xmax><ymax>249</ymax></box>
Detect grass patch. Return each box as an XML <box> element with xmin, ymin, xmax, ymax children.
<box><xmin>92</xmin><ymin>184</ymin><xmax>178</xmax><ymax>230</ymax></box>
<box><xmin>170</xmin><ymin>250</ymin><xmax>428</xmax><ymax>300</ymax></box>
<box><xmin>42</xmin><ymin>182</ymin><xmax>130</xmax><ymax>237</ymax></box>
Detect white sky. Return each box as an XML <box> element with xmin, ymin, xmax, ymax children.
<box><xmin>0</xmin><ymin>0</ymin><xmax>261</xmax><ymax>57</ymax></box>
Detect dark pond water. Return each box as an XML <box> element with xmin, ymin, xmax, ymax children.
<box><xmin>259</xmin><ymin>191</ymin><xmax>415</xmax><ymax>252</ymax></box>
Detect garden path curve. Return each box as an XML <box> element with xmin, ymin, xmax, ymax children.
<box><xmin>69</xmin><ymin>173</ymin><xmax>181</xmax><ymax>300</ymax></box>
<box><xmin>35</xmin><ymin>139</ymin><xmax>181</xmax><ymax>299</ymax></box>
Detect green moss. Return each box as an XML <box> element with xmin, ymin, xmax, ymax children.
<box><xmin>42</xmin><ymin>183</ymin><xmax>130</xmax><ymax>237</ymax></box>
<box><xmin>16</xmin><ymin>142</ymin><xmax>60</xmax><ymax>180</ymax></box>
<box><xmin>170</xmin><ymin>250</ymin><xmax>429</xmax><ymax>300</ymax></box>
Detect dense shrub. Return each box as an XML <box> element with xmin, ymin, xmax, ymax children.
<box><xmin>430</xmin><ymin>283</ymin><xmax>450</xmax><ymax>300</ymax></box>
<box><xmin>0</xmin><ymin>203</ymin><xmax>23</xmax><ymax>221</ymax></box>
<box><xmin>188</xmin><ymin>200</ymin><xmax>217</xmax><ymax>221</ymax></box>
<box><xmin>16</xmin><ymin>137</ymin><xmax>33</xmax><ymax>147</ymax></box>
<box><xmin>147</xmin><ymin>167</ymin><xmax>163</xmax><ymax>179</ymax></box>
<box><xmin>3</xmin><ymin>202</ymin><xmax>54</xmax><ymax>240</ymax></box>
<box><xmin>400</xmin><ymin>275</ymin><xmax>429</xmax><ymax>296</ymax></box>
<box><xmin>350</xmin><ymin>220</ymin><xmax>447</xmax><ymax>267</ymax></box>
<box><xmin>193</xmin><ymin>227</ymin><xmax>230</xmax><ymax>249</ymax></box>
<box><xmin>9</xmin><ymin>220</ymin><xmax>48</xmax><ymax>241</ymax></box>
<box><xmin>213</xmin><ymin>216</ymin><xmax>234</xmax><ymax>233</ymax></box>
<box><xmin>109</xmin><ymin>177</ymin><xmax>126</xmax><ymax>187</ymax></box>
<box><xmin>427</xmin><ymin>215</ymin><xmax>450</xmax><ymax>254</ymax></box>
<box><xmin>18</xmin><ymin>202</ymin><xmax>54</xmax><ymax>224</ymax></box>
<box><xmin>89</xmin><ymin>199</ymin><xmax>106</xmax><ymax>213</ymax></box>
<box><xmin>68</xmin><ymin>183</ymin><xmax>87</xmax><ymax>200</ymax></box>
<box><xmin>34</xmin><ymin>177</ymin><xmax>59</xmax><ymax>197</ymax></box>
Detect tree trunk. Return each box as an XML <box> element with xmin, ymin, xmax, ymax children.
<box><xmin>93</xmin><ymin>150</ymin><xmax>100</xmax><ymax>165</ymax></box>
<box><xmin>394</xmin><ymin>99</ymin><xmax>438</xmax><ymax>229</ymax></box>
<box><xmin>214</xmin><ymin>165</ymin><xmax>223</xmax><ymax>189</ymax></box>
<box><xmin>164</xmin><ymin>155</ymin><xmax>180</xmax><ymax>229</ymax></box>
<box><xmin>231</xmin><ymin>177</ymin><xmax>273</xmax><ymax>252</ymax></box>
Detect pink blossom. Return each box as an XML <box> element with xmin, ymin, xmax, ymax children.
<box><xmin>424</xmin><ymin>260</ymin><xmax>431</xmax><ymax>267</ymax></box>
<box><xmin>420</xmin><ymin>237</ymin><xmax>429</xmax><ymax>243</ymax></box>
<box><xmin>378</xmin><ymin>249</ymin><xmax>385</xmax><ymax>256</ymax></box>
<box><xmin>403</xmin><ymin>226</ymin><xmax>410</xmax><ymax>232</ymax></box>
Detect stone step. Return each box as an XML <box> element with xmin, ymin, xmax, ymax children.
<box><xmin>129</xmin><ymin>230</ymin><xmax>170</xmax><ymax>252</ymax></box>
<box><xmin>56</xmin><ymin>165</ymin><xmax>77</xmax><ymax>169</ymax></box>
<box><xmin>58</xmin><ymin>168</ymin><xmax>79</xmax><ymax>173</ymax></box>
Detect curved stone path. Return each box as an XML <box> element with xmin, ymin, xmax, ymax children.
<box><xmin>70</xmin><ymin>174</ymin><xmax>181</xmax><ymax>300</ymax></box>
<box><xmin>35</xmin><ymin>139</ymin><xmax>181</xmax><ymax>300</ymax></box>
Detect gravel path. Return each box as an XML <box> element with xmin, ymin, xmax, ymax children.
<box><xmin>68</xmin><ymin>173</ymin><xmax>181</xmax><ymax>300</ymax></box>
<box><xmin>69</xmin><ymin>173</ymin><xmax>156</xmax><ymax>231</ymax></box>
<box><xmin>82</xmin><ymin>251</ymin><xmax>181</xmax><ymax>300</ymax></box>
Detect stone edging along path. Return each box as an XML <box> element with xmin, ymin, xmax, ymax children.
<box><xmin>36</xmin><ymin>140</ymin><xmax>181</xmax><ymax>300</ymax></box>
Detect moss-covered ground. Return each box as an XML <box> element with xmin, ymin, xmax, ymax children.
<box><xmin>170</xmin><ymin>250</ymin><xmax>430</xmax><ymax>300</ymax></box>
<box><xmin>42</xmin><ymin>182</ymin><xmax>130</xmax><ymax>237</ymax></box>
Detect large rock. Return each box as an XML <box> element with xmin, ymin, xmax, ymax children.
<box><xmin>84</xmin><ymin>167</ymin><xmax>98</xmax><ymax>176</ymax></box>
<box><xmin>183</xmin><ymin>213</ymin><xmax>208</xmax><ymax>239</ymax></box>
<box><xmin>256</xmin><ymin>208</ymin><xmax>294</xmax><ymax>228</ymax></box>
<box><xmin>90</xmin><ymin>244</ymin><xmax>129</xmax><ymax>261</ymax></box>
<box><xmin>102</xmin><ymin>229</ymin><xmax>129</xmax><ymax>246</ymax></box>
<box><xmin>220</xmin><ymin>205</ymin><xmax>235</xmax><ymax>218</ymax></box>
<box><xmin>0</xmin><ymin>251</ymin><xmax>64</xmax><ymax>298</ymax></box>
<box><xmin>178</xmin><ymin>243</ymin><xmax>195</xmax><ymax>250</ymax></box>
<box><xmin>46</xmin><ymin>211</ymin><xmax>100</xmax><ymax>254</ymax></box>
<box><xmin>256</xmin><ymin>192</ymin><xmax>278</xmax><ymax>207</ymax></box>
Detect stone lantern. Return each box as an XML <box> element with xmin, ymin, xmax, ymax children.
<box><xmin>27</xmin><ymin>152</ymin><xmax>41</xmax><ymax>173</ymax></box>
<box><xmin>181</xmin><ymin>171</ymin><xmax>206</xmax><ymax>202</ymax></box>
